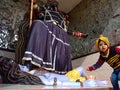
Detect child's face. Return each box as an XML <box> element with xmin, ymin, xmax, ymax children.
<box><xmin>98</xmin><ymin>40</ymin><xmax>108</xmax><ymax>52</ymax></box>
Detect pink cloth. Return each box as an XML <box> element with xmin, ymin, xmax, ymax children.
<box><xmin>115</xmin><ymin>46</ymin><xmax>120</xmax><ymax>53</ymax></box>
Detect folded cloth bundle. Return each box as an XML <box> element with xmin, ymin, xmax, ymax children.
<box><xmin>0</xmin><ymin>56</ymin><xmax>44</xmax><ymax>85</ymax></box>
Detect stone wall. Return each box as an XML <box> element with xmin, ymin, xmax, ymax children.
<box><xmin>68</xmin><ymin>0</ymin><xmax>120</xmax><ymax>59</ymax></box>
<box><xmin>0</xmin><ymin>0</ymin><xmax>120</xmax><ymax>59</ymax></box>
<box><xmin>0</xmin><ymin>0</ymin><xmax>43</xmax><ymax>50</ymax></box>
<box><xmin>0</xmin><ymin>0</ymin><xmax>28</xmax><ymax>50</ymax></box>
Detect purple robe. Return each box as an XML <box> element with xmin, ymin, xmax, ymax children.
<box><xmin>23</xmin><ymin>20</ymin><xmax>72</xmax><ymax>74</ymax></box>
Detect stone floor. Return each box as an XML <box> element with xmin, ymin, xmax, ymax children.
<box><xmin>0</xmin><ymin>84</ymin><xmax>113</xmax><ymax>90</ymax></box>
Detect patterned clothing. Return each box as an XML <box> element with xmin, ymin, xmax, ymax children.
<box><xmin>16</xmin><ymin>4</ymin><xmax>73</xmax><ymax>74</ymax></box>
<box><xmin>42</xmin><ymin>8</ymin><xmax>67</xmax><ymax>32</ymax></box>
<box><xmin>92</xmin><ymin>46</ymin><xmax>120</xmax><ymax>70</ymax></box>
<box><xmin>89</xmin><ymin>35</ymin><xmax>120</xmax><ymax>90</ymax></box>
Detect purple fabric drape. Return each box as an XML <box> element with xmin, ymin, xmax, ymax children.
<box><xmin>23</xmin><ymin>20</ymin><xmax>72</xmax><ymax>74</ymax></box>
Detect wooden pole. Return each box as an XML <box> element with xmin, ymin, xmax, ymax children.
<box><xmin>29</xmin><ymin>0</ymin><xmax>34</xmax><ymax>30</ymax></box>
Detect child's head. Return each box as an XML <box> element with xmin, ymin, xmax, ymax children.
<box><xmin>95</xmin><ymin>35</ymin><xmax>110</xmax><ymax>52</ymax></box>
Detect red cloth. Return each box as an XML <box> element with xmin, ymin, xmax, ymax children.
<box><xmin>88</xmin><ymin>66</ymin><xmax>94</xmax><ymax>71</ymax></box>
<box><xmin>115</xmin><ymin>46</ymin><xmax>120</xmax><ymax>53</ymax></box>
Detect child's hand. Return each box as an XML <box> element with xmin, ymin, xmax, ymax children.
<box><xmin>87</xmin><ymin>66</ymin><xmax>94</xmax><ymax>71</ymax></box>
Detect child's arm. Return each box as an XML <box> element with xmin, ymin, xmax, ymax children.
<box><xmin>115</xmin><ymin>46</ymin><xmax>120</xmax><ymax>54</ymax></box>
<box><xmin>87</xmin><ymin>59</ymin><xmax>104</xmax><ymax>71</ymax></box>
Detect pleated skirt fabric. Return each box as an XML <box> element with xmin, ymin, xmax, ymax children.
<box><xmin>22</xmin><ymin>20</ymin><xmax>72</xmax><ymax>74</ymax></box>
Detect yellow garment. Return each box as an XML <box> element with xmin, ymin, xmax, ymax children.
<box><xmin>65</xmin><ymin>69</ymin><xmax>86</xmax><ymax>82</ymax></box>
<box><xmin>95</xmin><ymin>35</ymin><xmax>110</xmax><ymax>49</ymax></box>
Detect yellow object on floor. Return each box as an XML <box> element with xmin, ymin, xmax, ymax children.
<box><xmin>65</xmin><ymin>69</ymin><xmax>86</xmax><ymax>82</ymax></box>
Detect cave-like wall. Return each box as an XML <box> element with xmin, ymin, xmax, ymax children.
<box><xmin>68</xmin><ymin>0</ymin><xmax>120</xmax><ymax>59</ymax></box>
<box><xmin>0</xmin><ymin>0</ymin><xmax>28</xmax><ymax>50</ymax></box>
<box><xmin>0</xmin><ymin>0</ymin><xmax>43</xmax><ymax>50</ymax></box>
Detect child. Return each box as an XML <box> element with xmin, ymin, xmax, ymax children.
<box><xmin>87</xmin><ymin>35</ymin><xmax>120</xmax><ymax>90</ymax></box>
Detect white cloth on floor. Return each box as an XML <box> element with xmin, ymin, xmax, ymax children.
<box><xmin>76</xmin><ymin>67</ymin><xmax>86</xmax><ymax>77</ymax></box>
<box><xmin>18</xmin><ymin>64</ymin><xmax>29</xmax><ymax>72</ymax></box>
<box><xmin>38</xmin><ymin>75</ymin><xmax>80</xmax><ymax>87</ymax></box>
<box><xmin>36</xmin><ymin>66</ymin><xmax>86</xmax><ymax>87</ymax></box>
<box><xmin>83</xmin><ymin>80</ymin><xmax>108</xmax><ymax>87</ymax></box>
